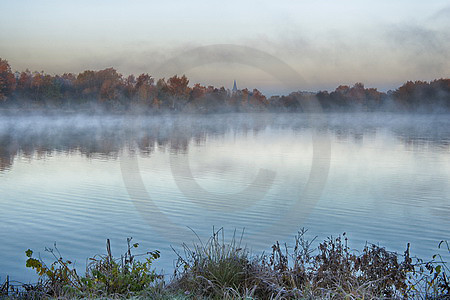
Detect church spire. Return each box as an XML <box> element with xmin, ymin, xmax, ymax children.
<box><xmin>232</xmin><ymin>80</ymin><xmax>237</xmax><ymax>93</ymax></box>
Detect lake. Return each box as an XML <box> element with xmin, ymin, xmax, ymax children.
<box><xmin>0</xmin><ymin>112</ymin><xmax>449</xmax><ymax>283</ymax></box>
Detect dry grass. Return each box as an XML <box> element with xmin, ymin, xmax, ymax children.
<box><xmin>169</xmin><ymin>228</ymin><xmax>449</xmax><ymax>299</ymax></box>
<box><xmin>1</xmin><ymin>229</ymin><xmax>449</xmax><ymax>299</ymax></box>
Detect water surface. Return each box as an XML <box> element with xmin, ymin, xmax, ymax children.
<box><xmin>0</xmin><ymin>113</ymin><xmax>449</xmax><ymax>283</ymax></box>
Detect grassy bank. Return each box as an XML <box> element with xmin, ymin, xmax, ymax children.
<box><xmin>1</xmin><ymin>229</ymin><xmax>449</xmax><ymax>299</ymax></box>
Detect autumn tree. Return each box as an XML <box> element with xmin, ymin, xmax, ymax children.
<box><xmin>203</xmin><ymin>86</ymin><xmax>228</xmax><ymax>112</ymax></box>
<box><xmin>39</xmin><ymin>74</ymin><xmax>64</xmax><ymax>103</ymax></box>
<box><xmin>347</xmin><ymin>83</ymin><xmax>366</xmax><ymax>105</ymax></box>
<box><xmin>365</xmin><ymin>87</ymin><xmax>384</xmax><ymax>110</ymax></box>
<box><xmin>394</xmin><ymin>79</ymin><xmax>450</xmax><ymax>110</ymax></box>
<box><xmin>75</xmin><ymin>70</ymin><xmax>98</xmax><ymax>99</ymax></box>
<box><xmin>59</xmin><ymin>73</ymin><xmax>76</xmax><ymax>99</ymax></box>
<box><xmin>190</xmin><ymin>83</ymin><xmax>206</xmax><ymax>100</ymax></box>
<box><xmin>16</xmin><ymin>69</ymin><xmax>33</xmax><ymax>91</ymax></box>
<box><xmin>240</xmin><ymin>88</ymin><xmax>250</xmax><ymax>109</ymax></box>
<box><xmin>429</xmin><ymin>79</ymin><xmax>450</xmax><ymax>109</ymax></box>
<box><xmin>184</xmin><ymin>83</ymin><xmax>207</xmax><ymax>112</ymax></box>
<box><xmin>155</xmin><ymin>78</ymin><xmax>169</xmax><ymax>109</ymax></box>
<box><xmin>331</xmin><ymin>85</ymin><xmax>351</xmax><ymax>108</ymax></box>
<box><xmin>74</xmin><ymin>68</ymin><xmax>122</xmax><ymax>102</ymax></box>
<box><xmin>248</xmin><ymin>88</ymin><xmax>268</xmax><ymax>110</ymax></box>
<box><xmin>123</xmin><ymin>75</ymin><xmax>136</xmax><ymax>99</ymax></box>
<box><xmin>166</xmin><ymin>75</ymin><xmax>190</xmax><ymax>110</ymax></box>
<box><xmin>0</xmin><ymin>58</ymin><xmax>16</xmax><ymax>100</ymax></box>
<box><xmin>97</xmin><ymin>68</ymin><xmax>122</xmax><ymax>101</ymax></box>
<box><xmin>135</xmin><ymin>73</ymin><xmax>155</xmax><ymax>104</ymax></box>
<box><xmin>30</xmin><ymin>71</ymin><xmax>44</xmax><ymax>102</ymax></box>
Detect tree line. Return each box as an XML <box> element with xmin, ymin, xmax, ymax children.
<box><xmin>0</xmin><ymin>58</ymin><xmax>449</xmax><ymax>112</ymax></box>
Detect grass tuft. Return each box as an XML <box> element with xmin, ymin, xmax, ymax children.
<box><xmin>1</xmin><ymin>229</ymin><xmax>449</xmax><ymax>299</ymax></box>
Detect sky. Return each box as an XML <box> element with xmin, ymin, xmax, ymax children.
<box><xmin>1</xmin><ymin>0</ymin><xmax>449</xmax><ymax>95</ymax></box>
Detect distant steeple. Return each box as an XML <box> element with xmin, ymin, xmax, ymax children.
<box><xmin>232</xmin><ymin>80</ymin><xmax>238</xmax><ymax>93</ymax></box>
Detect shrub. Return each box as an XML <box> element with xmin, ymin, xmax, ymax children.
<box><xmin>24</xmin><ymin>237</ymin><xmax>161</xmax><ymax>298</ymax></box>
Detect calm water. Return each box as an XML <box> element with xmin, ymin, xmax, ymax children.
<box><xmin>0</xmin><ymin>112</ymin><xmax>449</xmax><ymax>283</ymax></box>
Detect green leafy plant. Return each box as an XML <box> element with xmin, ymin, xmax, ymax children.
<box><xmin>25</xmin><ymin>243</ymin><xmax>82</xmax><ymax>296</ymax></box>
<box><xmin>24</xmin><ymin>238</ymin><xmax>161</xmax><ymax>298</ymax></box>
<box><xmin>407</xmin><ymin>240</ymin><xmax>450</xmax><ymax>299</ymax></box>
<box><xmin>82</xmin><ymin>238</ymin><xmax>161</xmax><ymax>296</ymax></box>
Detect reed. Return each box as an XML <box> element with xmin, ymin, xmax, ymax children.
<box><xmin>1</xmin><ymin>229</ymin><xmax>449</xmax><ymax>299</ymax></box>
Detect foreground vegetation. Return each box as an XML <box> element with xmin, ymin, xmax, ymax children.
<box><xmin>1</xmin><ymin>58</ymin><xmax>449</xmax><ymax>113</ymax></box>
<box><xmin>1</xmin><ymin>229</ymin><xmax>449</xmax><ymax>299</ymax></box>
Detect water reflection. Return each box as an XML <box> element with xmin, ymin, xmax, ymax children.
<box><xmin>1</xmin><ymin>113</ymin><xmax>448</xmax><ymax>172</ymax></box>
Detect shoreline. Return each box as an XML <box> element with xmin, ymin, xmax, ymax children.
<box><xmin>2</xmin><ymin>229</ymin><xmax>449</xmax><ymax>299</ymax></box>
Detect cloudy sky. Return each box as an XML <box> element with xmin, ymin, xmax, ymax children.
<box><xmin>1</xmin><ymin>0</ymin><xmax>449</xmax><ymax>95</ymax></box>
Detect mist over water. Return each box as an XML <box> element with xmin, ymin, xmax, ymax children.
<box><xmin>0</xmin><ymin>112</ymin><xmax>449</xmax><ymax>283</ymax></box>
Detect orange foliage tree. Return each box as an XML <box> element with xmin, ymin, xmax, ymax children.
<box><xmin>0</xmin><ymin>58</ymin><xmax>16</xmax><ymax>100</ymax></box>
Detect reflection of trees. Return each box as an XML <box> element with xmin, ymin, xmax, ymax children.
<box><xmin>0</xmin><ymin>114</ymin><xmax>272</xmax><ymax>171</ymax></box>
<box><xmin>0</xmin><ymin>113</ymin><xmax>448</xmax><ymax>172</ymax></box>
<box><xmin>0</xmin><ymin>150</ymin><xmax>14</xmax><ymax>171</ymax></box>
